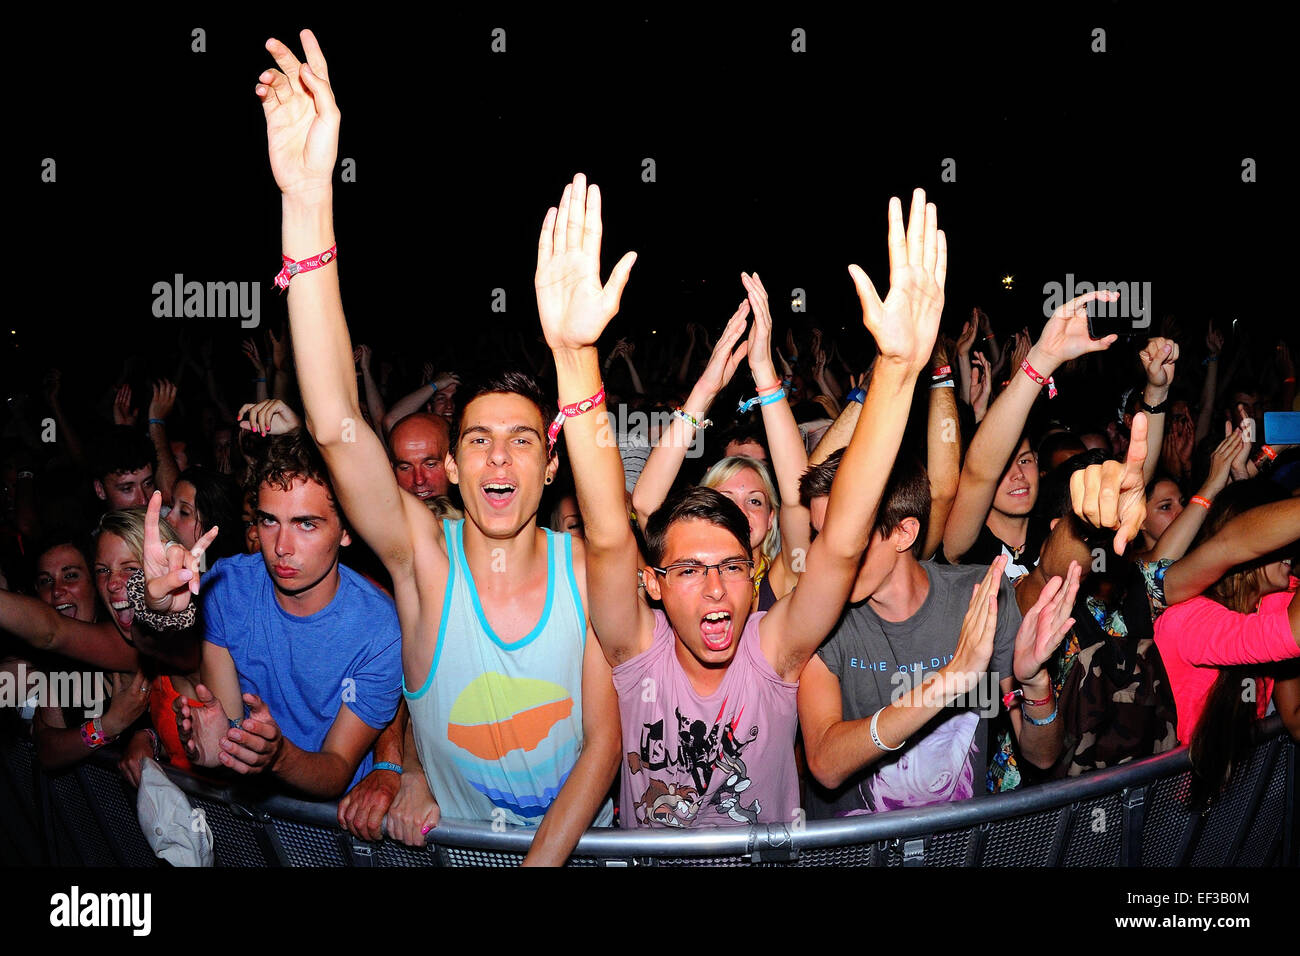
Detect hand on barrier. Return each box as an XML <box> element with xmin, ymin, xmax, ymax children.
<box><xmin>385</xmin><ymin>769</ymin><xmax>441</xmax><ymax>847</ymax></box>
<box><xmin>174</xmin><ymin>683</ymin><xmax>228</xmax><ymax>768</ymax></box>
<box><xmin>118</xmin><ymin>729</ymin><xmax>156</xmax><ymax>788</ymax></box>
<box><xmin>219</xmin><ymin>694</ymin><xmax>283</xmax><ymax>774</ymax></box>
<box><xmin>338</xmin><ymin>764</ymin><xmax>401</xmax><ymax>842</ymax></box>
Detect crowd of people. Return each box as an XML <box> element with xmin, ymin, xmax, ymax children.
<box><xmin>2</xmin><ymin>29</ymin><xmax>1298</xmax><ymax>865</ymax></box>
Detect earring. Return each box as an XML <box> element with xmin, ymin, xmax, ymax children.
<box><xmin>545</xmin><ymin>476</ymin><xmax>553</xmax><ymax>485</ymax></box>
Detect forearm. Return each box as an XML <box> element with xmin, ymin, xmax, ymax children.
<box><xmin>373</xmin><ymin>699</ymin><xmax>407</xmax><ymax>766</ymax></box>
<box><xmin>675</xmin><ymin>338</ymin><xmax>696</xmax><ymax>383</ymax></box>
<box><xmin>620</xmin><ymin>354</ymin><xmax>645</xmax><ymax>394</ymax></box>
<box><xmin>925</xmin><ymin>379</ymin><xmax>961</xmax><ymax>560</ymax></box>
<box><xmin>957</xmin><ymin>352</ymin><xmax>973</xmax><ymax>404</ymax></box>
<box><xmin>755</xmin><ymin>364</ymin><xmax>809</xmax><ymax>517</ymax></box>
<box><xmin>554</xmin><ymin>347</ymin><xmax>632</xmax><ymax>549</ymax></box>
<box><xmin>360</xmin><ymin>368</ymin><xmax>388</xmax><ymax>433</ymax></box>
<box><xmin>252</xmin><ymin>376</ymin><xmax>269</xmax><ymax>403</ymax></box>
<box><xmin>1164</xmin><ymin>497</ymin><xmax>1300</xmax><ymax>605</ymax></box>
<box><xmin>382</xmin><ymin>383</ymin><xmax>436</xmax><ymax>433</ymax></box>
<box><xmin>271</xmin><ymin>737</ymin><xmax>354</xmax><ymax>799</ymax></box>
<box><xmin>281</xmin><ymin>192</ymin><xmax>359</xmax><ymax>444</ymax></box>
<box><xmin>631</xmin><ymin>379</ymin><xmax>716</xmax><ymax>527</ymax></box>
<box><xmin>523</xmin><ymin>729</ymin><xmax>618</xmax><ymax>866</ymax></box>
<box><xmin>34</xmin><ymin>714</ymin><xmax>101</xmax><ymax>772</ymax></box>
<box><xmin>808</xmin><ymin>400</ymin><xmax>861</xmax><ymax>466</ymax></box>
<box><xmin>1141</xmin><ymin>382</ymin><xmax>1170</xmax><ymax>485</ymax></box>
<box><xmin>1150</xmin><ymin>479</ymin><xmax>1221</xmax><ymax>562</ymax></box>
<box><xmin>0</xmin><ymin>594</ymin><xmax>136</xmax><ymax>670</ymax></box>
<box><xmin>147</xmin><ymin>421</ymin><xmax>181</xmax><ymax>505</ymax></box>
<box><xmin>1012</xmin><ymin>678</ymin><xmax>1064</xmax><ymax>770</ymax></box>
<box><xmin>1194</xmin><ymin>360</ymin><xmax>1218</xmax><ymax>444</ymax></box>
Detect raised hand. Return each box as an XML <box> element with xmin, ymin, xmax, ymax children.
<box><xmin>970</xmin><ymin>352</ymin><xmax>992</xmax><ymax>420</ymax></box>
<box><xmin>112</xmin><ymin>385</ymin><xmax>137</xmax><ymax>427</ymax></box>
<box><xmin>1139</xmin><ymin>337</ymin><xmax>1178</xmax><ymax>390</ymax></box>
<box><xmin>1013</xmin><ymin>561</ymin><xmax>1081</xmax><ymax>686</ymax></box>
<box><xmin>956</xmin><ymin>314</ymin><xmax>978</xmax><ymax>356</ymax></box>
<box><xmin>535</xmin><ymin>173</ymin><xmax>638</xmax><ymax>351</ymax></box>
<box><xmin>1205</xmin><ymin>320</ymin><xmax>1224</xmax><ymax>357</ymax></box>
<box><xmin>268</xmin><ymin>325</ymin><xmax>290</xmax><ymax>371</ymax></box>
<box><xmin>242</xmin><ymin>338</ymin><xmax>267</xmax><ymax>376</ymax></box>
<box><xmin>354</xmin><ymin>343</ymin><xmax>373</xmax><ymax>371</ymax></box>
<box><xmin>256</xmin><ymin>30</ymin><xmax>340</xmax><ymax>198</ymax></box>
<box><xmin>1277</xmin><ymin>340</ymin><xmax>1296</xmax><ymax>381</ymax></box>
<box><xmin>148</xmin><ymin>380</ymin><xmax>178</xmax><ymax>422</ymax></box>
<box><xmin>219</xmin><ymin>693</ymin><xmax>283</xmax><ymax>774</ymax></box>
<box><xmin>847</xmin><ymin>188</ymin><xmax>946</xmax><ymax>372</ymax></box>
<box><xmin>174</xmin><ymin>683</ymin><xmax>229</xmax><ymax>768</ymax></box>
<box><xmin>1030</xmin><ymin>291</ymin><xmax>1120</xmax><ymax>372</ymax></box>
<box><xmin>941</xmin><ymin>556</ymin><xmax>1006</xmax><ymax>701</ymax></box>
<box><xmin>238</xmin><ymin>399</ymin><xmax>301</xmax><ymax>437</ymax></box>
<box><xmin>741</xmin><ymin>272</ymin><xmax>779</xmax><ymax>384</ymax></box>
<box><xmin>1210</xmin><ymin>425</ymin><xmax>1243</xmax><ymax>490</ymax></box>
<box><xmin>1069</xmin><ymin>412</ymin><xmax>1149</xmax><ymax>555</ymax></box>
<box><xmin>697</xmin><ymin>301</ymin><xmax>752</xmax><ymax>395</ymax></box>
<box><xmin>142</xmin><ymin>491</ymin><xmax>218</xmax><ymax>613</ymax></box>
<box><xmin>103</xmin><ymin>670</ymin><xmax>152</xmax><ymax>739</ymax></box>
<box><xmin>1009</xmin><ymin>329</ymin><xmax>1032</xmax><ymax>375</ymax></box>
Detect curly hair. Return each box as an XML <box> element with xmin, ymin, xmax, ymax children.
<box><xmin>248</xmin><ymin>430</ymin><xmax>344</xmax><ymax>522</ymax></box>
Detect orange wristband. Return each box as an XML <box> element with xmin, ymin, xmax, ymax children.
<box><xmin>1190</xmin><ymin>494</ymin><xmax>1212</xmax><ymax>510</ymax></box>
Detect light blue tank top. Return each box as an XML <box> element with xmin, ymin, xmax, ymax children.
<box><xmin>404</xmin><ymin>519</ymin><xmax>608</xmax><ymax>827</ymax></box>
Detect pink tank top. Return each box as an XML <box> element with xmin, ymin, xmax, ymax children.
<box><xmin>611</xmin><ymin>609</ymin><xmax>800</xmax><ymax>828</ymax></box>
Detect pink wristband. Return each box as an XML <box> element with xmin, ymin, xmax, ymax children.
<box><xmin>1020</xmin><ymin>358</ymin><xmax>1057</xmax><ymax>399</ymax></box>
<box><xmin>273</xmin><ymin>243</ymin><xmax>338</xmax><ymax>291</ymax></box>
<box><xmin>547</xmin><ymin>385</ymin><xmax>605</xmax><ymax>452</ymax></box>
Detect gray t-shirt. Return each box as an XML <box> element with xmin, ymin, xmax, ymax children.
<box><xmin>807</xmin><ymin>561</ymin><xmax>1020</xmax><ymax>818</ymax></box>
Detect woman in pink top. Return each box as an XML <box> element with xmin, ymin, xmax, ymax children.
<box><xmin>1142</xmin><ymin>481</ymin><xmax>1300</xmax><ymax>809</ymax></box>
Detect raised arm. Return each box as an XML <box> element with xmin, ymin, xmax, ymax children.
<box><xmin>1138</xmin><ymin>337</ymin><xmax>1179</xmax><ymax>485</ymax></box>
<box><xmin>536</xmin><ymin>173</ymin><xmax>648</xmax><ymax>666</ymax></box>
<box><xmin>380</xmin><ymin>371</ymin><xmax>459</xmax><ymax>435</ymax></box>
<box><xmin>741</xmin><ymin>272</ymin><xmax>811</xmax><ymax>578</ymax></box>
<box><xmin>762</xmin><ymin>189</ymin><xmax>943</xmax><ymax>677</ymax></box>
<box><xmin>1194</xmin><ymin>322</ymin><xmax>1224</xmax><ymax>445</ymax></box>
<box><xmin>256</xmin><ymin>31</ymin><xmax>432</xmax><ymax>571</ymax></box>
<box><xmin>354</xmin><ymin>344</ymin><xmax>388</xmax><ymax>433</ymax></box>
<box><xmin>629</xmin><ymin>303</ymin><xmax>751</xmax><ymax>529</ymax></box>
<box><xmin>146</xmin><ymin>380</ymin><xmax>181</xmax><ymax>506</ymax></box>
<box><xmin>0</xmin><ymin>592</ymin><xmax>137</xmax><ymax>671</ymax></box>
<box><xmin>943</xmin><ymin>291</ymin><xmax>1119</xmax><ymax>563</ymax></box>
<box><xmin>924</xmin><ymin>340</ymin><xmax>960</xmax><ymax>560</ymax></box>
<box><xmin>1148</xmin><ymin>425</ymin><xmax>1239</xmax><ymax>562</ymax></box>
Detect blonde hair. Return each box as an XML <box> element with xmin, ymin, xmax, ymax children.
<box><xmin>700</xmin><ymin>456</ymin><xmax>781</xmax><ymax>562</ymax></box>
<box><xmin>95</xmin><ymin>507</ymin><xmax>182</xmax><ymax>561</ymax></box>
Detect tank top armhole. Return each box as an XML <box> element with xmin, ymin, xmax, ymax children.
<box><xmin>403</xmin><ymin>518</ymin><xmax>458</xmax><ymax>700</ymax></box>
<box><xmin>561</xmin><ymin>532</ymin><xmax>586</xmax><ymax>645</ymax></box>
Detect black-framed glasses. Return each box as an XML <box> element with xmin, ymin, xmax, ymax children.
<box><xmin>651</xmin><ymin>559</ymin><xmax>755</xmax><ymax>588</ymax></box>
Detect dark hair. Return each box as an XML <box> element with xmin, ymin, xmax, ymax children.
<box><xmin>644</xmin><ymin>486</ymin><xmax>751</xmax><ymax>568</ymax></box>
<box><xmin>248</xmin><ymin>430</ymin><xmax>344</xmax><ymax>524</ymax></box>
<box><xmin>91</xmin><ymin>426</ymin><xmax>156</xmax><ymax>482</ymax></box>
<box><xmin>1185</xmin><ymin>478</ymin><xmax>1290</xmax><ymax>812</ymax></box>
<box><xmin>799</xmin><ymin>450</ymin><xmax>931</xmax><ymax>557</ymax></box>
<box><xmin>175</xmin><ymin>467</ymin><xmax>244</xmax><ymax>562</ymax></box>
<box><xmin>451</xmin><ymin>369</ymin><xmax>555</xmax><ymax>454</ymax></box>
<box><xmin>1037</xmin><ymin>449</ymin><xmax>1110</xmax><ymax>522</ymax></box>
<box><xmin>1036</xmin><ymin>431</ymin><xmax>1087</xmax><ymax>471</ymax></box>
<box><xmin>718</xmin><ymin>419</ymin><xmax>769</xmax><ymax>458</ymax></box>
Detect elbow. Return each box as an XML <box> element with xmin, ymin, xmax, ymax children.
<box><xmin>803</xmin><ymin>740</ymin><xmax>846</xmax><ymax>791</ymax></box>
<box><xmin>306</xmin><ymin>408</ymin><xmax>361</xmax><ymax>448</ymax></box>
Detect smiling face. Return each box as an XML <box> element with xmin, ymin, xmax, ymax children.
<box><xmin>992</xmin><ymin>438</ymin><xmax>1038</xmax><ymax>517</ymax></box>
<box><xmin>95</xmin><ymin>465</ymin><xmax>156</xmax><ymax>510</ymax></box>
<box><xmin>256</xmin><ymin>476</ymin><xmax>351</xmax><ymax>612</ymax></box>
<box><xmin>36</xmin><ymin>544</ymin><xmax>96</xmax><ymax>623</ymax></box>
<box><xmin>389</xmin><ymin>415</ymin><xmax>451</xmax><ymax>501</ymax></box>
<box><xmin>94</xmin><ymin>532</ymin><xmax>142</xmax><ymax>636</ymax></box>
<box><xmin>447</xmin><ymin>392</ymin><xmax>557</xmax><ymax>539</ymax></box>
<box><xmin>711</xmin><ymin>467</ymin><xmax>775</xmax><ymax>553</ymax></box>
<box><xmin>643</xmin><ymin>519</ymin><xmax>754</xmax><ymax>672</ymax></box>
<box><xmin>1142</xmin><ymin>479</ymin><xmax>1185</xmax><ymax>547</ymax></box>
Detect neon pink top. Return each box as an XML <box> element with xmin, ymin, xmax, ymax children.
<box><xmin>1153</xmin><ymin>586</ymin><xmax>1300</xmax><ymax>744</ymax></box>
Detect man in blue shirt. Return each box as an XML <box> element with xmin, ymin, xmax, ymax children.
<box><xmin>157</xmin><ymin>431</ymin><xmax>402</xmax><ymax>797</ymax></box>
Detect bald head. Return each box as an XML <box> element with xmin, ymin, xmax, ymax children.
<box><xmin>388</xmin><ymin>413</ymin><xmax>451</xmax><ymax>500</ymax></box>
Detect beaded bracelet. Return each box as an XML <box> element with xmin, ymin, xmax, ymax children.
<box><xmin>672</xmin><ymin>407</ymin><xmax>712</xmax><ymax>430</ymax></box>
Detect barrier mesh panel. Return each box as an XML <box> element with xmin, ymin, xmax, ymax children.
<box><xmin>1139</xmin><ymin>771</ymin><xmax>1196</xmax><ymax>866</ymax></box>
<box><xmin>79</xmin><ymin>764</ymin><xmax>159</xmax><ymax>867</ymax></box>
<box><xmin>271</xmin><ymin>818</ymin><xmax>347</xmax><ymax>867</ymax></box>
<box><xmin>2</xmin><ymin>734</ymin><xmax>38</xmax><ymax>827</ymax></box>
<box><xmin>926</xmin><ymin>828</ymin><xmax>976</xmax><ymax>867</ymax></box>
<box><xmin>47</xmin><ymin>770</ymin><xmax>117</xmax><ymax>866</ymax></box>
<box><xmin>375</xmin><ymin>839</ymin><xmax>439</xmax><ymax>867</ymax></box>
<box><xmin>655</xmin><ymin>854</ymin><xmax>755</xmax><ymax>866</ymax></box>
<box><xmin>1191</xmin><ymin>743</ymin><xmax>1268</xmax><ymax>867</ymax></box>
<box><xmin>1235</xmin><ymin>748</ymin><xmax>1287</xmax><ymax>866</ymax></box>
<box><xmin>1061</xmin><ymin>794</ymin><xmax>1123</xmax><ymax>866</ymax></box>
<box><xmin>193</xmin><ymin>798</ymin><xmax>275</xmax><ymax>867</ymax></box>
<box><xmin>795</xmin><ymin>842</ymin><xmax>879</xmax><ymax>867</ymax></box>
<box><xmin>980</xmin><ymin>809</ymin><xmax>1060</xmax><ymax>866</ymax></box>
<box><xmin>436</xmin><ymin>845</ymin><xmax>525</xmax><ymax>866</ymax></box>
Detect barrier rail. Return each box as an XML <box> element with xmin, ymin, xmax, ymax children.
<box><xmin>1</xmin><ymin>711</ymin><xmax>1295</xmax><ymax>867</ymax></box>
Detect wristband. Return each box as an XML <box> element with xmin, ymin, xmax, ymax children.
<box><xmin>739</xmin><ymin>388</ymin><xmax>787</xmax><ymax>413</ymax></box>
<box><xmin>930</xmin><ymin>378</ymin><xmax>956</xmax><ymax>389</ymax></box>
<box><xmin>869</xmin><ymin>707</ymin><xmax>905</xmax><ymax>752</ymax></box>
<box><xmin>1284</xmin><ymin>377</ymin><xmax>1296</xmax><ymax>384</ymax></box>
<box><xmin>846</xmin><ymin>387</ymin><xmax>866</xmax><ymax>405</ymax></box>
<box><xmin>1202</xmin><ymin>354</ymin><xmax>1219</xmax><ymax>365</ymax></box>
<box><xmin>547</xmin><ymin>384</ymin><xmax>605</xmax><ymax>452</ymax></box>
<box><xmin>1256</xmin><ymin>444</ymin><xmax>1277</xmax><ymax>462</ymax></box>
<box><xmin>1190</xmin><ymin>494</ymin><xmax>1212</xmax><ymax>510</ymax></box>
<box><xmin>16</xmin><ymin>470</ymin><xmax>34</xmax><ymax>480</ymax></box>
<box><xmin>1020</xmin><ymin>705</ymin><xmax>1059</xmax><ymax>726</ymax></box>
<box><xmin>672</xmin><ymin>407</ymin><xmax>712</xmax><ymax>430</ymax></box>
<box><xmin>81</xmin><ymin>718</ymin><xmax>114</xmax><ymax>749</ymax></box>
<box><xmin>125</xmin><ymin>568</ymin><xmax>198</xmax><ymax>631</ymax></box>
<box><xmin>425</xmin><ymin>382</ymin><xmax>439</xmax><ymax>393</ymax></box>
<box><xmin>931</xmin><ymin>365</ymin><xmax>952</xmax><ymax>379</ymax></box>
<box><xmin>273</xmin><ymin>243</ymin><xmax>338</xmax><ymax>291</ymax></box>
<box><xmin>1003</xmin><ymin>687</ymin><xmax>1054</xmax><ymax>709</ymax></box>
<box><xmin>148</xmin><ymin>418</ymin><xmax>166</xmax><ymax>426</ymax></box>
<box><xmin>1139</xmin><ymin>397</ymin><xmax>1169</xmax><ymax>416</ymax></box>
<box><xmin>1020</xmin><ymin>359</ymin><xmax>1057</xmax><ymax>399</ymax></box>
<box><xmin>254</xmin><ymin>378</ymin><xmax>267</xmax><ymax>384</ymax></box>
<box><xmin>755</xmin><ymin>381</ymin><xmax>784</xmax><ymax>396</ymax></box>
<box><xmin>372</xmin><ymin>761</ymin><xmax>404</xmax><ymax>775</ymax></box>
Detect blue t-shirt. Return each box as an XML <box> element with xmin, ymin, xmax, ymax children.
<box><xmin>203</xmin><ymin>553</ymin><xmax>403</xmax><ymax>792</ymax></box>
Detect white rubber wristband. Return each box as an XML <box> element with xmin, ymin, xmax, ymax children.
<box><xmin>870</xmin><ymin>707</ymin><xmax>905</xmax><ymax>752</ymax></box>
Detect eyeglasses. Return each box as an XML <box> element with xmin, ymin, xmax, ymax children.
<box><xmin>651</xmin><ymin>560</ymin><xmax>755</xmax><ymax>588</ymax></box>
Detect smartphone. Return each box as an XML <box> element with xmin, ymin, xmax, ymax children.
<box><xmin>1085</xmin><ymin>299</ymin><xmax>1142</xmax><ymax>340</ymax></box>
<box><xmin>1264</xmin><ymin>412</ymin><xmax>1300</xmax><ymax>445</ymax></box>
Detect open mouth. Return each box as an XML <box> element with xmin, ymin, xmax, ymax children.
<box><xmin>54</xmin><ymin>603</ymin><xmax>77</xmax><ymax>619</ymax></box>
<box><xmin>110</xmin><ymin>600</ymin><xmax>134</xmax><ymax>629</ymax></box>
<box><xmin>481</xmin><ymin>481</ymin><xmax>518</xmax><ymax>509</ymax></box>
<box><xmin>415</xmin><ymin>489</ymin><xmax>433</xmax><ymax>499</ymax></box>
<box><xmin>700</xmin><ymin>609</ymin><xmax>734</xmax><ymax>652</ymax></box>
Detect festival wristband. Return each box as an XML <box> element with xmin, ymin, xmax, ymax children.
<box><xmin>1020</xmin><ymin>705</ymin><xmax>1059</xmax><ymax>726</ymax></box>
<box><xmin>547</xmin><ymin>385</ymin><xmax>605</xmax><ymax>451</ymax></box>
<box><xmin>739</xmin><ymin>388</ymin><xmax>787</xmax><ymax>413</ymax></box>
<box><xmin>672</xmin><ymin>407</ymin><xmax>712</xmax><ymax>430</ymax></box>
<box><xmin>1190</xmin><ymin>494</ymin><xmax>1212</xmax><ymax>510</ymax></box>
<box><xmin>1001</xmin><ymin>687</ymin><xmax>1053</xmax><ymax>709</ymax></box>
<box><xmin>148</xmin><ymin>418</ymin><xmax>165</xmax><ymax>427</ymax></box>
<box><xmin>931</xmin><ymin>365</ymin><xmax>952</xmax><ymax>379</ymax></box>
<box><xmin>1020</xmin><ymin>359</ymin><xmax>1057</xmax><ymax>399</ymax></box>
<box><xmin>930</xmin><ymin>378</ymin><xmax>955</xmax><ymax>389</ymax></box>
<box><xmin>1256</xmin><ymin>444</ymin><xmax>1277</xmax><ymax>462</ymax></box>
<box><xmin>372</xmin><ymin>762</ymin><xmax>404</xmax><ymax>775</ymax></box>
<box><xmin>846</xmin><ymin>387</ymin><xmax>866</xmax><ymax>405</ymax></box>
<box><xmin>870</xmin><ymin>707</ymin><xmax>904</xmax><ymax>752</ymax></box>
<box><xmin>273</xmin><ymin>243</ymin><xmax>338</xmax><ymax>291</ymax></box>
<box><xmin>81</xmin><ymin>718</ymin><xmax>114</xmax><ymax>749</ymax></box>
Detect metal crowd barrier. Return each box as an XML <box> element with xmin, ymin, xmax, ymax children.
<box><xmin>1</xmin><ymin>711</ymin><xmax>1295</xmax><ymax>867</ymax></box>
